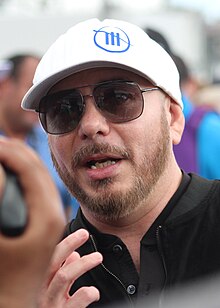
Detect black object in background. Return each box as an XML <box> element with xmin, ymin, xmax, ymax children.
<box><xmin>0</xmin><ymin>167</ymin><xmax>27</xmax><ymax>236</ymax></box>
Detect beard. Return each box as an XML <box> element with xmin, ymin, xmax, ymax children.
<box><xmin>50</xmin><ymin>112</ymin><xmax>170</xmax><ymax>222</ymax></box>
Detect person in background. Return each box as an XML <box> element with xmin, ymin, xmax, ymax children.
<box><xmin>21</xmin><ymin>18</ymin><xmax>220</xmax><ymax>307</ymax></box>
<box><xmin>146</xmin><ymin>28</ymin><xmax>220</xmax><ymax>179</ymax></box>
<box><xmin>0</xmin><ymin>54</ymin><xmax>79</xmax><ymax>220</ymax></box>
<box><xmin>193</xmin><ymin>82</ymin><xmax>220</xmax><ymax>113</ymax></box>
<box><xmin>0</xmin><ymin>59</ymin><xmax>12</xmax><ymax>81</ymax></box>
<box><xmin>0</xmin><ymin>137</ymin><xmax>66</xmax><ymax>308</ymax></box>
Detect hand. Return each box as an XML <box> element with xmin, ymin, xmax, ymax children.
<box><xmin>38</xmin><ymin>229</ymin><xmax>103</xmax><ymax>308</ymax></box>
<box><xmin>0</xmin><ymin>137</ymin><xmax>65</xmax><ymax>308</ymax></box>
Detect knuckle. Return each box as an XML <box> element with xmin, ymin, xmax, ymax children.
<box><xmin>56</xmin><ymin>268</ymin><xmax>69</xmax><ymax>284</ymax></box>
<box><xmin>83</xmin><ymin>286</ymin><xmax>99</xmax><ymax>301</ymax></box>
<box><xmin>69</xmin><ymin>286</ymin><xmax>100</xmax><ymax>306</ymax></box>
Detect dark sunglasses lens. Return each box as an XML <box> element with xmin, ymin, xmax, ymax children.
<box><xmin>94</xmin><ymin>82</ymin><xmax>143</xmax><ymax>122</ymax></box>
<box><xmin>38</xmin><ymin>91</ymin><xmax>83</xmax><ymax>134</ymax></box>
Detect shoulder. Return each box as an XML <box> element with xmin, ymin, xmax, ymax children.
<box><xmin>167</xmin><ymin>174</ymin><xmax>220</xmax><ymax>223</ymax></box>
<box><xmin>185</xmin><ymin>173</ymin><xmax>220</xmax><ymax>206</ymax></box>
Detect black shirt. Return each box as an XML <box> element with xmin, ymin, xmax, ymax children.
<box><xmin>79</xmin><ymin>172</ymin><xmax>191</xmax><ymax>302</ymax></box>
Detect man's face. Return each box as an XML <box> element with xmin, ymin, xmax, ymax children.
<box><xmin>1</xmin><ymin>57</ymin><xmax>39</xmax><ymax>134</ymax></box>
<box><xmin>48</xmin><ymin>67</ymin><xmax>175</xmax><ymax>222</ymax></box>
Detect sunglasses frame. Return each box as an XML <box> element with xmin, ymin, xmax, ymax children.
<box><xmin>36</xmin><ymin>80</ymin><xmax>159</xmax><ymax>135</ymax></box>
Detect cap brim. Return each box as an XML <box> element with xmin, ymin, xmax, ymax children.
<box><xmin>22</xmin><ymin>60</ymin><xmax>156</xmax><ymax>110</ymax></box>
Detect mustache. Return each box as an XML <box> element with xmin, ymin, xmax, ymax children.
<box><xmin>72</xmin><ymin>143</ymin><xmax>131</xmax><ymax>168</ymax></box>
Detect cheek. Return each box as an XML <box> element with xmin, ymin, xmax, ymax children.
<box><xmin>131</xmin><ymin>110</ymin><xmax>168</xmax><ymax>156</ymax></box>
<box><xmin>131</xmin><ymin>112</ymin><xmax>160</xmax><ymax>142</ymax></box>
<box><xmin>120</xmin><ymin>120</ymin><xmax>154</xmax><ymax>162</ymax></box>
<box><xmin>48</xmin><ymin>135</ymin><xmax>71</xmax><ymax>169</ymax></box>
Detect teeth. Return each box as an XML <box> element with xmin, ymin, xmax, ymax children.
<box><xmin>90</xmin><ymin>160</ymin><xmax>116</xmax><ymax>169</ymax></box>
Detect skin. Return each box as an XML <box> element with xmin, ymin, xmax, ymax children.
<box><xmin>39</xmin><ymin>67</ymin><xmax>185</xmax><ymax>305</ymax></box>
<box><xmin>48</xmin><ymin>67</ymin><xmax>184</xmax><ymax>224</ymax></box>
<box><xmin>0</xmin><ymin>59</ymin><xmax>104</xmax><ymax>308</ymax></box>
<box><xmin>0</xmin><ymin>137</ymin><xmax>65</xmax><ymax>308</ymax></box>
<box><xmin>0</xmin><ymin>57</ymin><xmax>39</xmax><ymax>140</ymax></box>
<box><xmin>0</xmin><ymin>138</ymin><xmax>102</xmax><ymax>308</ymax></box>
<box><xmin>0</xmin><ymin>56</ymin><xmax>72</xmax><ymax>221</ymax></box>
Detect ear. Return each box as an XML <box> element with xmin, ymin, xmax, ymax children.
<box><xmin>166</xmin><ymin>98</ymin><xmax>185</xmax><ymax>145</ymax></box>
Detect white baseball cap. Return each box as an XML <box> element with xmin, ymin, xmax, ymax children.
<box><xmin>22</xmin><ymin>18</ymin><xmax>183</xmax><ymax>110</ymax></box>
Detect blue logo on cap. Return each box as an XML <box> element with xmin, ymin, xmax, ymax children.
<box><xmin>93</xmin><ymin>26</ymin><xmax>130</xmax><ymax>53</ymax></box>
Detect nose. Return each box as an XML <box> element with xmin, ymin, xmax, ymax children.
<box><xmin>78</xmin><ymin>96</ymin><xmax>110</xmax><ymax>140</ymax></box>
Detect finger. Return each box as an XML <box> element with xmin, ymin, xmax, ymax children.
<box><xmin>63</xmin><ymin>251</ymin><xmax>80</xmax><ymax>266</ymax></box>
<box><xmin>47</xmin><ymin>229</ymin><xmax>90</xmax><ymax>283</ymax></box>
<box><xmin>58</xmin><ymin>252</ymin><xmax>103</xmax><ymax>284</ymax></box>
<box><xmin>46</xmin><ymin>252</ymin><xmax>103</xmax><ymax>304</ymax></box>
<box><xmin>0</xmin><ymin>137</ymin><xmax>65</xmax><ymax>242</ymax></box>
<box><xmin>67</xmin><ymin>286</ymin><xmax>100</xmax><ymax>308</ymax></box>
<box><xmin>0</xmin><ymin>137</ymin><xmax>63</xmax><ymax>215</ymax></box>
<box><xmin>0</xmin><ymin>163</ymin><xmax>6</xmax><ymax>200</ymax></box>
<box><xmin>0</xmin><ymin>137</ymin><xmax>41</xmax><ymax>176</ymax></box>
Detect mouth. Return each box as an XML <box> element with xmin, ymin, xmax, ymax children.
<box><xmin>73</xmin><ymin>144</ymin><xmax>130</xmax><ymax>171</ymax></box>
<box><xmin>87</xmin><ymin>158</ymin><xmax>120</xmax><ymax>169</ymax></box>
<box><xmin>77</xmin><ymin>149</ymin><xmax>128</xmax><ymax>181</ymax></box>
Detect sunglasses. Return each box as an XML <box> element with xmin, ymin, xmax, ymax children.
<box><xmin>36</xmin><ymin>80</ymin><xmax>159</xmax><ymax>135</ymax></box>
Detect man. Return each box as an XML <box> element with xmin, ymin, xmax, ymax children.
<box><xmin>22</xmin><ymin>19</ymin><xmax>220</xmax><ymax>307</ymax></box>
<box><xmin>0</xmin><ymin>54</ymin><xmax>79</xmax><ymax>220</ymax></box>
<box><xmin>0</xmin><ymin>137</ymin><xmax>65</xmax><ymax>308</ymax></box>
<box><xmin>0</xmin><ymin>54</ymin><xmax>39</xmax><ymax>139</ymax></box>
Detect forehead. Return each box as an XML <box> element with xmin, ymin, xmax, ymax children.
<box><xmin>49</xmin><ymin>67</ymin><xmax>154</xmax><ymax>93</ymax></box>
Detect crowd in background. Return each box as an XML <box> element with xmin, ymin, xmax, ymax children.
<box><xmin>146</xmin><ymin>27</ymin><xmax>220</xmax><ymax>179</ymax></box>
<box><xmin>0</xmin><ymin>54</ymin><xmax>79</xmax><ymax>221</ymax></box>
